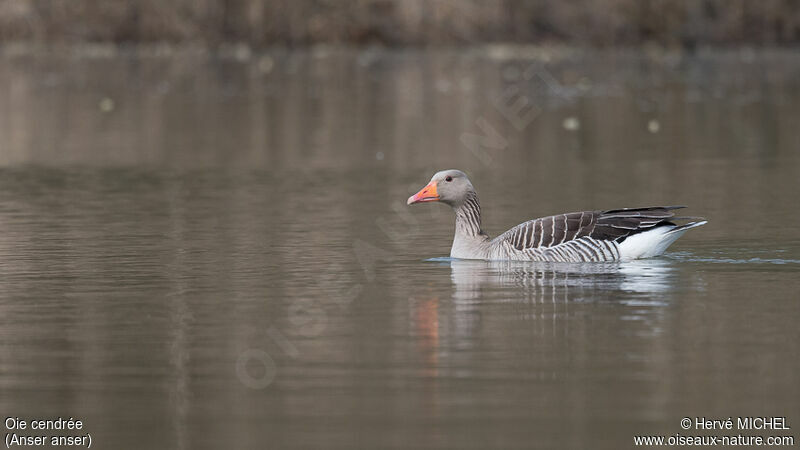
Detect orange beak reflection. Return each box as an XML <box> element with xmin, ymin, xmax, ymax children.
<box><xmin>407</xmin><ymin>181</ymin><xmax>439</xmax><ymax>205</ymax></box>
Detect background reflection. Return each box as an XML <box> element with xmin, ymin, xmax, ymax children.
<box><xmin>0</xmin><ymin>49</ymin><xmax>798</xmax><ymax>449</ymax></box>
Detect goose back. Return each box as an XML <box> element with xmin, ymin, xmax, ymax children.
<box><xmin>489</xmin><ymin>206</ymin><xmax>689</xmax><ymax>262</ymax></box>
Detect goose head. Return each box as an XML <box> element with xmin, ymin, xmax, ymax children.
<box><xmin>407</xmin><ymin>169</ymin><xmax>475</xmax><ymax>207</ymax></box>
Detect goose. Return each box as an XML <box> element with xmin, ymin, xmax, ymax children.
<box><xmin>407</xmin><ymin>169</ymin><xmax>706</xmax><ymax>262</ymax></box>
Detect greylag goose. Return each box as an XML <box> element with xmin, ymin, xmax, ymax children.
<box><xmin>407</xmin><ymin>169</ymin><xmax>706</xmax><ymax>262</ymax></box>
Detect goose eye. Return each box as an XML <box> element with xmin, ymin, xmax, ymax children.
<box><xmin>445</xmin><ymin>176</ymin><xmax>453</xmax><ymax>182</ymax></box>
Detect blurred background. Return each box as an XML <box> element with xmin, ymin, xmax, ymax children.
<box><xmin>1</xmin><ymin>2</ymin><xmax>799</xmax><ymax>450</ymax></box>
<box><xmin>1</xmin><ymin>0</ymin><xmax>799</xmax><ymax>47</ymax></box>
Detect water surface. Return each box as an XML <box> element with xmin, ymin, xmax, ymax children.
<box><xmin>1</xmin><ymin>49</ymin><xmax>799</xmax><ymax>449</ymax></box>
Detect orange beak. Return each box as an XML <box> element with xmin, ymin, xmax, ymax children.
<box><xmin>407</xmin><ymin>181</ymin><xmax>439</xmax><ymax>205</ymax></box>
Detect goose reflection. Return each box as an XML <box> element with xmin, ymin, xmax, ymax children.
<box><xmin>407</xmin><ymin>259</ymin><xmax>676</xmax><ymax>378</ymax></box>
<box><xmin>441</xmin><ymin>257</ymin><xmax>676</xmax><ymax>303</ymax></box>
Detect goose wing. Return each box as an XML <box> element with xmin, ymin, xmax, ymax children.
<box><xmin>494</xmin><ymin>206</ymin><xmax>686</xmax><ymax>251</ymax></box>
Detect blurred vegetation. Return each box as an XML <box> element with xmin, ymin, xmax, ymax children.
<box><xmin>0</xmin><ymin>0</ymin><xmax>799</xmax><ymax>47</ymax></box>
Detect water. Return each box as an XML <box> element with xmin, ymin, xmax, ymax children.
<box><xmin>1</xmin><ymin>48</ymin><xmax>799</xmax><ymax>449</ymax></box>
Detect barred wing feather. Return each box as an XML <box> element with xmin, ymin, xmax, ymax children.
<box><xmin>496</xmin><ymin>206</ymin><xmax>686</xmax><ymax>252</ymax></box>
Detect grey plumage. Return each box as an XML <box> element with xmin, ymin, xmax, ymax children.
<box><xmin>502</xmin><ymin>206</ymin><xmax>686</xmax><ymax>251</ymax></box>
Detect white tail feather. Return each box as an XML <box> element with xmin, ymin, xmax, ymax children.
<box><xmin>618</xmin><ymin>221</ymin><xmax>707</xmax><ymax>260</ymax></box>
